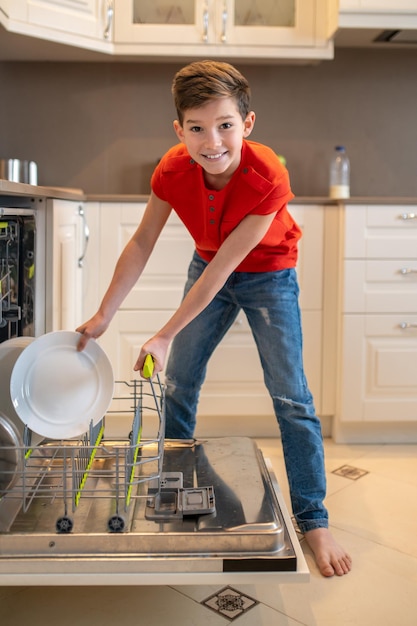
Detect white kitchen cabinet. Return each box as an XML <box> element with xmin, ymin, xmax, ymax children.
<box><xmin>114</xmin><ymin>0</ymin><xmax>337</xmax><ymax>60</ymax></box>
<box><xmin>336</xmin><ymin>205</ymin><xmax>417</xmax><ymax>431</ymax></box>
<box><xmin>46</xmin><ymin>199</ymin><xmax>87</xmax><ymax>332</ymax></box>
<box><xmin>0</xmin><ymin>0</ymin><xmax>113</xmax><ymax>52</ymax></box>
<box><xmin>340</xmin><ymin>0</ymin><xmax>417</xmax><ymax>12</ymax></box>
<box><xmin>0</xmin><ymin>0</ymin><xmax>338</xmax><ymax>60</ymax></box>
<box><xmin>87</xmin><ymin>201</ymin><xmax>324</xmax><ymax>429</ymax></box>
<box><xmin>339</xmin><ymin>0</ymin><xmax>417</xmax><ymax>28</ymax></box>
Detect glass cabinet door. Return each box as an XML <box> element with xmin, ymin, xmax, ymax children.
<box><xmin>115</xmin><ymin>1</ymin><xmax>209</xmax><ymax>45</ymax></box>
<box><xmin>218</xmin><ymin>0</ymin><xmax>316</xmax><ymax>46</ymax></box>
<box><xmin>133</xmin><ymin>1</ymin><xmax>195</xmax><ymax>25</ymax></box>
<box><xmin>234</xmin><ymin>0</ymin><xmax>295</xmax><ymax>27</ymax></box>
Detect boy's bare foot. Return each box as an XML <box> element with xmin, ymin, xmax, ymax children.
<box><xmin>304</xmin><ymin>528</ymin><xmax>352</xmax><ymax>577</ymax></box>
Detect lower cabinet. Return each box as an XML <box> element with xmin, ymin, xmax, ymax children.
<box><xmin>334</xmin><ymin>204</ymin><xmax>417</xmax><ymax>442</ymax></box>
<box><xmin>340</xmin><ymin>314</ymin><xmax>417</xmax><ymax>423</ymax></box>
<box><xmin>85</xmin><ymin>202</ymin><xmax>325</xmax><ymax>429</ymax></box>
<box><xmin>47</xmin><ymin>199</ymin><xmax>86</xmax><ymax>332</ymax></box>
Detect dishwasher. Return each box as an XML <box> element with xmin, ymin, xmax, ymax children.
<box><xmin>0</xmin><ymin>376</ymin><xmax>309</xmax><ymax>586</ymax></box>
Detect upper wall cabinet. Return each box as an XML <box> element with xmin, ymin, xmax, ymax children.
<box><xmin>113</xmin><ymin>0</ymin><xmax>337</xmax><ymax>60</ymax></box>
<box><xmin>0</xmin><ymin>0</ymin><xmax>114</xmax><ymax>52</ymax></box>
<box><xmin>339</xmin><ymin>0</ymin><xmax>417</xmax><ymax>28</ymax></box>
<box><xmin>340</xmin><ymin>0</ymin><xmax>417</xmax><ymax>11</ymax></box>
<box><xmin>0</xmin><ymin>0</ymin><xmax>338</xmax><ymax>61</ymax></box>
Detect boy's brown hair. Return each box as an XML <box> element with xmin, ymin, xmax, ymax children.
<box><xmin>172</xmin><ymin>60</ymin><xmax>251</xmax><ymax>125</ymax></box>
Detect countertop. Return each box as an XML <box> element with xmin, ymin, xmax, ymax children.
<box><xmin>0</xmin><ymin>180</ymin><xmax>416</xmax><ymax>206</ymax></box>
<box><xmin>0</xmin><ymin>179</ymin><xmax>85</xmax><ymax>201</ymax></box>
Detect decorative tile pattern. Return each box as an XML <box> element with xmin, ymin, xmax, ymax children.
<box><xmin>202</xmin><ymin>586</ymin><xmax>259</xmax><ymax>621</ymax></box>
<box><xmin>332</xmin><ymin>464</ymin><xmax>369</xmax><ymax>480</ymax></box>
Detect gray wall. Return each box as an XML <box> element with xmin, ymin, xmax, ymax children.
<box><xmin>1</xmin><ymin>48</ymin><xmax>417</xmax><ymax>197</ymax></box>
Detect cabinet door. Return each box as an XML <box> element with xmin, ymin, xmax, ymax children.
<box><xmin>339</xmin><ymin>1</ymin><xmax>417</xmax><ymax>29</ymax></box>
<box><xmin>288</xmin><ymin>204</ymin><xmax>324</xmax><ymax>310</ymax></box>
<box><xmin>340</xmin><ymin>314</ymin><xmax>417</xmax><ymax>422</ymax></box>
<box><xmin>5</xmin><ymin>0</ymin><xmax>112</xmax><ymax>41</ymax></box>
<box><xmin>221</xmin><ymin>0</ymin><xmax>317</xmax><ymax>47</ymax></box>
<box><xmin>47</xmin><ymin>200</ymin><xmax>85</xmax><ymax>332</ymax></box>
<box><xmin>99</xmin><ymin>203</ymin><xmax>194</xmax><ymax>311</ymax></box>
<box><xmin>115</xmin><ymin>0</ymin><xmax>207</xmax><ymax>45</ymax></box>
<box><xmin>340</xmin><ymin>0</ymin><xmax>417</xmax><ymax>12</ymax></box>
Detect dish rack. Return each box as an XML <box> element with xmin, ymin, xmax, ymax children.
<box><xmin>1</xmin><ymin>379</ymin><xmax>165</xmax><ymax>533</ymax></box>
<box><xmin>0</xmin><ymin>377</ymin><xmax>215</xmax><ymax>534</ymax></box>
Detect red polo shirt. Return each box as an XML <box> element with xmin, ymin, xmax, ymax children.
<box><xmin>151</xmin><ymin>140</ymin><xmax>300</xmax><ymax>272</ymax></box>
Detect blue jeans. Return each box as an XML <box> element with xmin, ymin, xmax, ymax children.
<box><xmin>165</xmin><ymin>252</ymin><xmax>328</xmax><ymax>533</ymax></box>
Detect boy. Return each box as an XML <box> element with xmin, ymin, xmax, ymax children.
<box><xmin>77</xmin><ymin>60</ymin><xmax>351</xmax><ymax>577</ymax></box>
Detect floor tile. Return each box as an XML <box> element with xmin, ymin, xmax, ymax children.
<box><xmin>202</xmin><ymin>586</ymin><xmax>258</xmax><ymax>621</ymax></box>
<box><xmin>234</xmin><ymin>527</ymin><xmax>417</xmax><ymax>626</ymax></box>
<box><xmin>353</xmin><ymin>444</ymin><xmax>417</xmax><ymax>488</ymax></box>
<box><xmin>326</xmin><ymin>471</ymin><xmax>417</xmax><ymax>559</ymax></box>
<box><xmin>0</xmin><ymin>586</ymin><xmax>228</xmax><ymax>626</ymax></box>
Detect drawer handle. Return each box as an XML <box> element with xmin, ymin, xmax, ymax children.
<box><xmin>399</xmin><ymin>322</ymin><xmax>417</xmax><ymax>330</ymax></box>
<box><xmin>399</xmin><ymin>212</ymin><xmax>417</xmax><ymax>221</ymax></box>
<box><xmin>399</xmin><ymin>267</ymin><xmax>417</xmax><ymax>275</ymax></box>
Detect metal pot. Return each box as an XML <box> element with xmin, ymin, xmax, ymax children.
<box><xmin>0</xmin><ymin>158</ymin><xmax>38</xmax><ymax>185</ymax></box>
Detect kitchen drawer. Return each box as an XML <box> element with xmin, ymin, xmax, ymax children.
<box><xmin>340</xmin><ymin>314</ymin><xmax>417</xmax><ymax>423</ymax></box>
<box><xmin>344</xmin><ymin>259</ymin><xmax>417</xmax><ymax>313</ymax></box>
<box><xmin>345</xmin><ymin>205</ymin><xmax>417</xmax><ymax>259</ymax></box>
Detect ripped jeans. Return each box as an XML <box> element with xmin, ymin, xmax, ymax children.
<box><xmin>164</xmin><ymin>251</ymin><xmax>328</xmax><ymax>533</ymax></box>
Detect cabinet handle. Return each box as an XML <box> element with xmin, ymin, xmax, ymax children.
<box><xmin>399</xmin><ymin>322</ymin><xmax>417</xmax><ymax>330</ymax></box>
<box><xmin>202</xmin><ymin>2</ymin><xmax>209</xmax><ymax>42</ymax></box>
<box><xmin>77</xmin><ymin>205</ymin><xmax>90</xmax><ymax>268</ymax></box>
<box><xmin>399</xmin><ymin>267</ymin><xmax>417</xmax><ymax>275</ymax></box>
<box><xmin>399</xmin><ymin>212</ymin><xmax>417</xmax><ymax>221</ymax></box>
<box><xmin>104</xmin><ymin>0</ymin><xmax>114</xmax><ymax>40</ymax></box>
<box><xmin>221</xmin><ymin>1</ymin><xmax>228</xmax><ymax>42</ymax></box>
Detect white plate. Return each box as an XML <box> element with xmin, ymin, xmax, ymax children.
<box><xmin>0</xmin><ymin>336</ymin><xmax>43</xmax><ymax>446</ymax></box>
<box><xmin>10</xmin><ymin>331</ymin><xmax>114</xmax><ymax>439</ymax></box>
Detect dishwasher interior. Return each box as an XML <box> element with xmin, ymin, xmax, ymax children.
<box><xmin>0</xmin><ymin>378</ymin><xmax>308</xmax><ymax>584</ymax></box>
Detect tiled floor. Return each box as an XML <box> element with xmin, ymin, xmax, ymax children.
<box><xmin>1</xmin><ymin>437</ymin><xmax>417</xmax><ymax>625</ymax></box>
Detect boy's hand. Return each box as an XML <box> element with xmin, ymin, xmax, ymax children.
<box><xmin>76</xmin><ymin>313</ymin><xmax>109</xmax><ymax>351</ymax></box>
<box><xmin>134</xmin><ymin>335</ymin><xmax>170</xmax><ymax>378</ymax></box>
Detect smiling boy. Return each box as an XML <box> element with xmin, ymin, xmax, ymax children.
<box><xmin>77</xmin><ymin>60</ymin><xmax>352</xmax><ymax>577</ymax></box>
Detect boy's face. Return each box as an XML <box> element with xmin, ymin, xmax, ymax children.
<box><xmin>173</xmin><ymin>97</ymin><xmax>255</xmax><ymax>185</ymax></box>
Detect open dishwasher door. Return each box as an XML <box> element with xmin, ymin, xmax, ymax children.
<box><xmin>0</xmin><ymin>437</ymin><xmax>309</xmax><ymax>585</ymax></box>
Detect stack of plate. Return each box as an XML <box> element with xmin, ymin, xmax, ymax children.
<box><xmin>1</xmin><ymin>331</ymin><xmax>114</xmax><ymax>441</ymax></box>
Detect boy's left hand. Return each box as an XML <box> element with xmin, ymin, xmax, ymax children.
<box><xmin>134</xmin><ymin>335</ymin><xmax>169</xmax><ymax>378</ymax></box>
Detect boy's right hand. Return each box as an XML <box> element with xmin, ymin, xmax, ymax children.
<box><xmin>76</xmin><ymin>313</ymin><xmax>109</xmax><ymax>351</ymax></box>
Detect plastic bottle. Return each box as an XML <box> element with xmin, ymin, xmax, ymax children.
<box><xmin>329</xmin><ymin>146</ymin><xmax>350</xmax><ymax>199</ymax></box>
